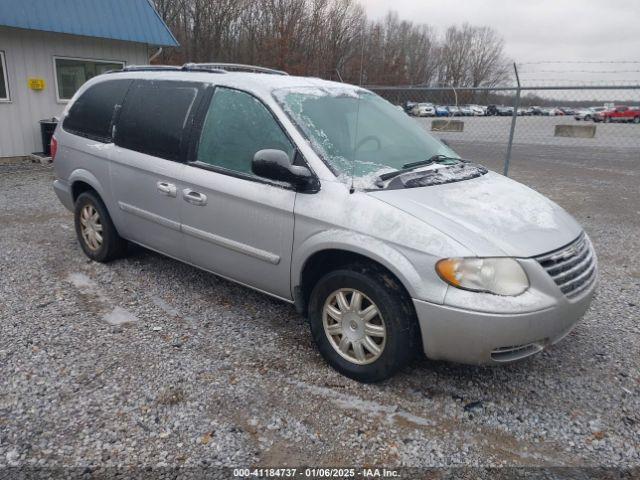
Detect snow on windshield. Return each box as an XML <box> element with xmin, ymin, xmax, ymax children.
<box><xmin>274</xmin><ymin>86</ymin><xmax>458</xmax><ymax>189</ymax></box>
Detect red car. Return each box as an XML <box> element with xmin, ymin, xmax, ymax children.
<box><xmin>594</xmin><ymin>105</ymin><xmax>640</xmax><ymax>123</ymax></box>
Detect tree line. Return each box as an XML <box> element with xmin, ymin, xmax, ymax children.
<box><xmin>153</xmin><ymin>0</ymin><xmax>511</xmax><ymax>87</ymax></box>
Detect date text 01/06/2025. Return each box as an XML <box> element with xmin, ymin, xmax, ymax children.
<box><xmin>232</xmin><ymin>468</ymin><xmax>400</xmax><ymax>478</ymax></box>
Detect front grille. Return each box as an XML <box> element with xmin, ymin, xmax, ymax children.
<box><xmin>535</xmin><ymin>233</ymin><xmax>596</xmax><ymax>299</ymax></box>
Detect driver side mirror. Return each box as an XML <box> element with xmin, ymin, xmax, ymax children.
<box><xmin>252</xmin><ymin>149</ymin><xmax>319</xmax><ymax>193</ymax></box>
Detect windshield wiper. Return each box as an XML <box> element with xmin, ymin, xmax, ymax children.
<box><xmin>377</xmin><ymin>155</ymin><xmax>461</xmax><ymax>183</ymax></box>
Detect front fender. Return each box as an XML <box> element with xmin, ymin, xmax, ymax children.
<box><xmin>291</xmin><ymin>229</ymin><xmax>447</xmax><ymax>303</ymax></box>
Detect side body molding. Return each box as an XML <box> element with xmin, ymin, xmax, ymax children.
<box><xmin>118</xmin><ymin>202</ymin><xmax>181</xmax><ymax>231</ymax></box>
<box><xmin>117</xmin><ymin>201</ymin><xmax>280</xmax><ymax>265</ymax></box>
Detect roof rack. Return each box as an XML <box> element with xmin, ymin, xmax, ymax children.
<box><xmin>113</xmin><ymin>65</ymin><xmax>182</xmax><ymax>73</ymax></box>
<box><xmin>183</xmin><ymin>63</ymin><xmax>288</xmax><ymax>76</ymax></box>
<box><xmin>106</xmin><ymin>65</ymin><xmax>188</xmax><ymax>75</ymax></box>
<box><xmin>107</xmin><ymin>63</ymin><xmax>288</xmax><ymax>76</ymax></box>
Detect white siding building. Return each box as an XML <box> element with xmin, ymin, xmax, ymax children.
<box><xmin>0</xmin><ymin>0</ymin><xmax>178</xmax><ymax>158</ymax></box>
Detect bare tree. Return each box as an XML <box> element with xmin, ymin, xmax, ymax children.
<box><xmin>467</xmin><ymin>25</ymin><xmax>510</xmax><ymax>87</ymax></box>
<box><xmin>437</xmin><ymin>23</ymin><xmax>510</xmax><ymax>87</ymax></box>
<box><xmin>152</xmin><ymin>1</ymin><xmax>510</xmax><ymax>88</ymax></box>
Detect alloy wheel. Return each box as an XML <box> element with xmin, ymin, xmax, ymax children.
<box><xmin>322</xmin><ymin>288</ymin><xmax>387</xmax><ymax>365</ymax></box>
<box><xmin>80</xmin><ymin>204</ymin><xmax>103</xmax><ymax>251</ymax></box>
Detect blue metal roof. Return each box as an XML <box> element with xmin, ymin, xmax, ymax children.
<box><xmin>0</xmin><ymin>0</ymin><xmax>178</xmax><ymax>47</ymax></box>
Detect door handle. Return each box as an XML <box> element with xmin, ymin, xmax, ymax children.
<box><xmin>183</xmin><ymin>188</ymin><xmax>207</xmax><ymax>206</ymax></box>
<box><xmin>157</xmin><ymin>181</ymin><xmax>177</xmax><ymax>197</ymax></box>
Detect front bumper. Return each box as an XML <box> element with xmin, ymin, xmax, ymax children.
<box><xmin>413</xmin><ymin>282</ymin><xmax>595</xmax><ymax>365</ymax></box>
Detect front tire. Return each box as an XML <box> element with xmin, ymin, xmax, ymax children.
<box><xmin>308</xmin><ymin>264</ymin><xmax>419</xmax><ymax>383</ymax></box>
<box><xmin>74</xmin><ymin>191</ymin><xmax>127</xmax><ymax>262</ymax></box>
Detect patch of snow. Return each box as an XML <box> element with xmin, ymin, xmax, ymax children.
<box><xmin>103</xmin><ymin>306</ymin><xmax>138</xmax><ymax>325</ymax></box>
<box><xmin>67</xmin><ymin>272</ymin><xmax>140</xmax><ymax>325</ymax></box>
<box><xmin>440</xmin><ymin>174</ymin><xmax>560</xmax><ymax>232</ymax></box>
<box><xmin>274</xmin><ymin>85</ymin><xmax>363</xmax><ymax>100</ymax></box>
<box><xmin>151</xmin><ymin>296</ymin><xmax>181</xmax><ymax>317</ymax></box>
<box><xmin>291</xmin><ymin>380</ymin><xmax>434</xmax><ymax>428</ymax></box>
<box><xmin>336</xmin><ymin>166</ymin><xmax>396</xmax><ymax>190</ymax></box>
<box><xmin>66</xmin><ymin>272</ymin><xmax>96</xmax><ymax>289</ymax></box>
<box><xmin>87</xmin><ymin>143</ymin><xmax>112</xmax><ymax>151</ymax></box>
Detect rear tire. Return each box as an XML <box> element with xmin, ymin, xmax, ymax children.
<box><xmin>308</xmin><ymin>263</ymin><xmax>419</xmax><ymax>383</ymax></box>
<box><xmin>74</xmin><ymin>191</ymin><xmax>127</xmax><ymax>262</ymax></box>
<box><xmin>633</xmin><ymin>116</ymin><xmax>640</xmax><ymax>124</ymax></box>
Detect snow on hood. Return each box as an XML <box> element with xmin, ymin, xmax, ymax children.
<box><xmin>368</xmin><ymin>171</ymin><xmax>583</xmax><ymax>257</ymax></box>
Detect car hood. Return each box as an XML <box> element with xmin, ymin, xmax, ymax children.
<box><xmin>368</xmin><ymin>171</ymin><xmax>582</xmax><ymax>257</ymax></box>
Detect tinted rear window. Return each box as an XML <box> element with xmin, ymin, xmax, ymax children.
<box><xmin>114</xmin><ymin>80</ymin><xmax>201</xmax><ymax>162</ymax></box>
<box><xmin>62</xmin><ymin>79</ymin><xmax>132</xmax><ymax>142</ymax></box>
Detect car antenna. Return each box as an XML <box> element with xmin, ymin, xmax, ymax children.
<box><xmin>350</xmin><ymin>21</ymin><xmax>367</xmax><ymax>195</ymax></box>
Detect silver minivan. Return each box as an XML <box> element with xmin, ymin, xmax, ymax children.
<box><xmin>53</xmin><ymin>64</ymin><xmax>597</xmax><ymax>382</ymax></box>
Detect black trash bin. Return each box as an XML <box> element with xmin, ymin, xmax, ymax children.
<box><xmin>39</xmin><ymin>118</ymin><xmax>58</xmax><ymax>156</ymax></box>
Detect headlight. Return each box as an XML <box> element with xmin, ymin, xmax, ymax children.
<box><xmin>436</xmin><ymin>258</ymin><xmax>529</xmax><ymax>296</ymax></box>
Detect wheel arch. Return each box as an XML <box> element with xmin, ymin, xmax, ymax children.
<box><xmin>292</xmin><ymin>232</ymin><xmax>423</xmax><ymax>317</ymax></box>
<box><xmin>69</xmin><ymin>169</ymin><xmax>107</xmax><ymax>202</ymax></box>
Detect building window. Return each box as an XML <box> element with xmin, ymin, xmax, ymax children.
<box><xmin>0</xmin><ymin>51</ymin><xmax>9</xmax><ymax>101</ymax></box>
<box><xmin>54</xmin><ymin>57</ymin><xmax>125</xmax><ymax>101</ymax></box>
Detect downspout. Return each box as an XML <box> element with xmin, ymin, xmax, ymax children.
<box><xmin>149</xmin><ymin>47</ymin><xmax>163</xmax><ymax>64</ymax></box>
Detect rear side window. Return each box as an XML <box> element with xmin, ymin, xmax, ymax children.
<box><xmin>115</xmin><ymin>80</ymin><xmax>201</xmax><ymax>162</ymax></box>
<box><xmin>62</xmin><ymin>79</ymin><xmax>132</xmax><ymax>142</ymax></box>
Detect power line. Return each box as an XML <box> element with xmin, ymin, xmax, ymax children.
<box><xmin>518</xmin><ymin>60</ymin><xmax>640</xmax><ymax>65</ymax></box>
<box><xmin>519</xmin><ymin>77</ymin><xmax>640</xmax><ymax>83</ymax></box>
<box><xmin>519</xmin><ymin>70</ymin><xmax>640</xmax><ymax>74</ymax></box>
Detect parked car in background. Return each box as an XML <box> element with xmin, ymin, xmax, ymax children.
<box><xmin>447</xmin><ymin>106</ymin><xmax>463</xmax><ymax>117</ymax></box>
<box><xmin>52</xmin><ymin>65</ymin><xmax>597</xmax><ymax>382</ymax></box>
<box><xmin>411</xmin><ymin>103</ymin><xmax>436</xmax><ymax>117</ymax></box>
<box><xmin>459</xmin><ymin>105</ymin><xmax>473</xmax><ymax>116</ymax></box>
<box><xmin>435</xmin><ymin>105</ymin><xmax>449</xmax><ymax>117</ymax></box>
<box><xmin>483</xmin><ymin>105</ymin><xmax>512</xmax><ymax>116</ymax></box>
<box><xmin>560</xmin><ymin>107</ymin><xmax>576</xmax><ymax>115</ymax></box>
<box><xmin>594</xmin><ymin>105</ymin><xmax>640</xmax><ymax>123</ymax></box>
<box><xmin>404</xmin><ymin>101</ymin><xmax>418</xmax><ymax>114</ymax></box>
<box><xmin>575</xmin><ymin>107</ymin><xmax>596</xmax><ymax>121</ymax></box>
<box><xmin>528</xmin><ymin>106</ymin><xmax>544</xmax><ymax>116</ymax></box>
<box><xmin>468</xmin><ymin>105</ymin><xmax>485</xmax><ymax>116</ymax></box>
<box><xmin>495</xmin><ymin>106</ymin><xmax>514</xmax><ymax>116</ymax></box>
<box><xmin>591</xmin><ymin>107</ymin><xmax>608</xmax><ymax>118</ymax></box>
<box><xmin>485</xmin><ymin>105</ymin><xmax>498</xmax><ymax>116</ymax></box>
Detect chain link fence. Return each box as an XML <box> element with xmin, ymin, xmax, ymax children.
<box><xmin>367</xmin><ymin>84</ymin><xmax>640</xmax><ymax>176</ymax></box>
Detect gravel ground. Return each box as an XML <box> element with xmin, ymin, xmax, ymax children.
<box><xmin>0</xmin><ymin>151</ymin><xmax>638</xmax><ymax>475</ymax></box>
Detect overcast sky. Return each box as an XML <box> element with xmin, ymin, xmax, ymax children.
<box><xmin>363</xmin><ymin>0</ymin><xmax>640</xmax><ymax>85</ymax></box>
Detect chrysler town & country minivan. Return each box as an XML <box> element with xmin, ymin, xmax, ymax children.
<box><xmin>52</xmin><ymin>63</ymin><xmax>597</xmax><ymax>382</ymax></box>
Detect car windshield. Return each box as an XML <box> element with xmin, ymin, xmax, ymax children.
<box><xmin>273</xmin><ymin>86</ymin><xmax>459</xmax><ymax>187</ymax></box>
